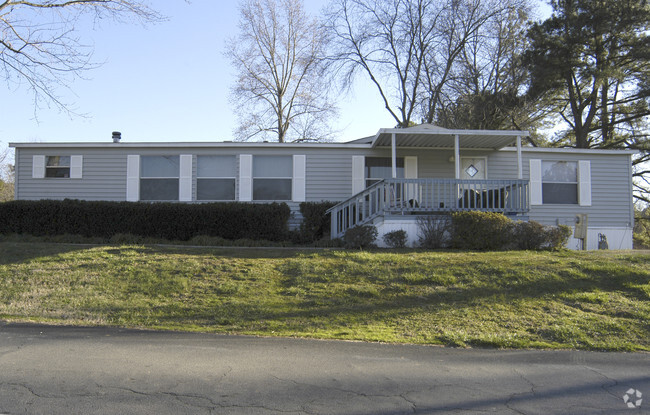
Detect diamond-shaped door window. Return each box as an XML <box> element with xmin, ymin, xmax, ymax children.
<box><xmin>465</xmin><ymin>164</ymin><xmax>479</xmax><ymax>177</ymax></box>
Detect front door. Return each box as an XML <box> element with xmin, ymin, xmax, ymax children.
<box><xmin>461</xmin><ymin>157</ymin><xmax>486</xmax><ymax>180</ymax></box>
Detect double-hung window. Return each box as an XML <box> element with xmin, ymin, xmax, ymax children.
<box><xmin>32</xmin><ymin>155</ymin><xmax>81</xmax><ymax>179</ymax></box>
<box><xmin>46</xmin><ymin>156</ymin><xmax>71</xmax><ymax>178</ymax></box>
<box><xmin>542</xmin><ymin>161</ymin><xmax>578</xmax><ymax>204</ymax></box>
<box><xmin>140</xmin><ymin>156</ymin><xmax>180</xmax><ymax>201</ymax></box>
<box><xmin>197</xmin><ymin>155</ymin><xmax>236</xmax><ymax>201</ymax></box>
<box><xmin>365</xmin><ymin>157</ymin><xmax>404</xmax><ymax>187</ymax></box>
<box><xmin>253</xmin><ymin>156</ymin><xmax>292</xmax><ymax>200</ymax></box>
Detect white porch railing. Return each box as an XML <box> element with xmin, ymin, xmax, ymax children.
<box><xmin>327</xmin><ymin>178</ymin><xmax>529</xmax><ymax>238</ymax></box>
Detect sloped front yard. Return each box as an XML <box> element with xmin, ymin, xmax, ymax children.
<box><xmin>0</xmin><ymin>242</ymin><xmax>648</xmax><ymax>351</ymax></box>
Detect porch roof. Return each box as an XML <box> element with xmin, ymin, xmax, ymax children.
<box><xmin>369</xmin><ymin>124</ymin><xmax>529</xmax><ymax>149</ymax></box>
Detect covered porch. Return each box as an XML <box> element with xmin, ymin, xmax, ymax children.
<box><xmin>328</xmin><ymin>125</ymin><xmax>530</xmax><ymax>239</ymax></box>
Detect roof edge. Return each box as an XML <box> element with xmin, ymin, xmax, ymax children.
<box><xmin>500</xmin><ymin>146</ymin><xmax>639</xmax><ymax>155</ymax></box>
<box><xmin>374</xmin><ymin>127</ymin><xmax>530</xmax><ymax>137</ymax></box>
<box><xmin>9</xmin><ymin>142</ymin><xmax>373</xmax><ymax>149</ymax></box>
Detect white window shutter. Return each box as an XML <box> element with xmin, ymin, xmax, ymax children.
<box><xmin>179</xmin><ymin>154</ymin><xmax>193</xmax><ymax>201</ymax></box>
<box><xmin>126</xmin><ymin>155</ymin><xmax>140</xmax><ymax>202</ymax></box>
<box><xmin>405</xmin><ymin>156</ymin><xmax>418</xmax><ymax>179</ymax></box>
<box><xmin>578</xmin><ymin>160</ymin><xmax>592</xmax><ymax>206</ymax></box>
<box><xmin>70</xmin><ymin>155</ymin><xmax>83</xmax><ymax>179</ymax></box>
<box><xmin>529</xmin><ymin>159</ymin><xmax>542</xmax><ymax>205</ymax></box>
<box><xmin>292</xmin><ymin>155</ymin><xmax>306</xmax><ymax>202</ymax></box>
<box><xmin>32</xmin><ymin>155</ymin><xmax>45</xmax><ymax>179</ymax></box>
<box><xmin>239</xmin><ymin>154</ymin><xmax>253</xmax><ymax>201</ymax></box>
<box><xmin>352</xmin><ymin>155</ymin><xmax>365</xmax><ymax>195</ymax></box>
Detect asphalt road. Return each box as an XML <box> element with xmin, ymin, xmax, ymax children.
<box><xmin>0</xmin><ymin>323</ymin><xmax>648</xmax><ymax>414</ymax></box>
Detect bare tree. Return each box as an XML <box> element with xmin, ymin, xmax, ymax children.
<box><xmin>419</xmin><ymin>0</ymin><xmax>525</xmax><ymax>125</ymax></box>
<box><xmin>325</xmin><ymin>0</ymin><xmax>514</xmax><ymax>128</ymax></box>
<box><xmin>0</xmin><ymin>0</ymin><xmax>163</xmax><ymax>113</ymax></box>
<box><xmin>434</xmin><ymin>0</ymin><xmax>553</xmax><ymax>141</ymax></box>
<box><xmin>226</xmin><ymin>0</ymin><xmax>336</xmax><ymax>143</ymax></box>
<box><xmin>325</xmin><ymin>0</ymin><xmax>438</xmax><ymax>128</ymax></box>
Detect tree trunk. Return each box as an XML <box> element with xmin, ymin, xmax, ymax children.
<box><xmin>601</xmin><ymin>79</ymin><xmax>610</xmax><ymax>145</ymax></box>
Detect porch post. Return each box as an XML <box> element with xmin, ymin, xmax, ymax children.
<box><xmin>454</xmin><ymin>134</ymin><xmax>460</xmax><ymax>179</ymax></box>
<box><xmin>391</xmin><ymin>133</ymin><xmax>397</xmax><ymax>178</ymax></box>
<box><xmin>517</xmin><ymin>135</ymin><xmax>523</xmax><ymax>179</ymax></box>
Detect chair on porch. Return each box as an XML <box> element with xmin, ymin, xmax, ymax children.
<box><xmin>459</xmin><ymin>189</ymin><xmax>482</xmax><ymax>209</ymax></box>
<box><xmin>482</xmin><ymin>187</ymin><xmax>508</xmax><ymax>209</ymax></box>
<box><xmin>388</xmin><ymin>182</ymin><xmax>420</xmax><ymax>213</ymax></box>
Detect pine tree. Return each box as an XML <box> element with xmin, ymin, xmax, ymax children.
<box><xmin>525</xmin><ymin>0</ymin><xmax>650</xmax><ymax>149</ymax></box>
<box><xmin>525</xmin><ymin>0</ymin><xmax>650</xmax><ymax>202</ymax></box>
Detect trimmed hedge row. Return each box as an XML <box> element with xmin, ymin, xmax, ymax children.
<box><xmin>0</xmin><ymin>200</ymin><xmax>291</xmax><ymax>241</ymax></box>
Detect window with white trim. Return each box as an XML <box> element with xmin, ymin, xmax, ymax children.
<box><xmin>542</xmin><ymin>161</ymin><xmax>578</xmax><ymax>204</ymax></box>
<box><xmin>197</xmin><ymin>155</ymin><xmax>236</xmax><ymax>201</ymax></box>
<box><xmin>140</xmin><ymin>156</ymin><xmax>180</xmax><ymax>201</ymax></box>
<box><xmin>253</xmin><ymin>155</ymin><xmax>292</xmax><ymax>200</ymax></box>
<box><xmin>365</xmin><ymin>157</ymin><xmax>404</xmax><ymax>187</ymax></box>
<box><xmin>46</xmin><ymin>156</ymin><xmax>70</xmax><ymax>178</ymax></box>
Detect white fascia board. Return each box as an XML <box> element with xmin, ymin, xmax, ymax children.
<box><xmin>454</xmin><ymin>129</ymin><xmax>529</xmax><ymax>137</ymax></box>
<box><xmin>372</xmin><ymin>145</ymin><xmax>498</xmax><ymax>151</ymax></box>
<box><xmin>499</xmin><ymin>147</ymin><xmax>638</xmax><ymax>155</ymax></box>
<box><xmin>10</xmin><ymin>141</ymin><xmax>638</xmax><ymax>155</ymax></box>
<box><xmin>9</xmin><ymin>142</ymin><xmax>373</xmax><ymax>149</ymax></box>
<box><xmin>372</xmin><ymin>127</ymin><xmax>530</xmax><ymax>137</ymax></box>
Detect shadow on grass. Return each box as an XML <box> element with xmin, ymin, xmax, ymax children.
<box><xmin>0</xmin><ymin>240</ymin><xmax>322</xmax><ymax>266</ymax></box>
<box><xmin>3</xmin><ymin>243</ymin><xmax>648</xmax><ymax>348</ymax></box>
<box><xmin>67</xmin><ymin>255</ymin><xmax>649</xmax><ymax>348</ymax></box>
<box><xmin>0</xmin><ymin>242</ymin><xmax>93</xmax><ymax>266</ymax></box>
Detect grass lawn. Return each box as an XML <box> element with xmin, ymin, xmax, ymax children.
<box><xmin>0</xmin><ymin>242</ymin><xmax>648</xmax><ymax>351</ymax></box>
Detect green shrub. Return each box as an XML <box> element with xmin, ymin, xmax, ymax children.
<box><xmin>0</xmin><ymin>200</ymin><xmax>291</xmax><ymax>242</ymax></box>
<box><xmin>633</xmin><ymin>207</ymin><xmax>650</xmax><ymax>249</ymax></box>
<box><xmin>450</xmin><ymin>211</ymin><xmax>512</xmax><ymax>250</ymax></box>
<box><xmin>298</xmin><ymin>201</ymin><xmax>337</xmax><ymax>242</ymax></box>
<box><xmin>383</xmin><ymin>229</ymin><xmax>407</xmax><ymax>248</ymax></box>
<box><xmin>343</xmin><ymin>225</ymin><xmax>378</xmax><ymax>249</ymax></box>
<box><xmin>545</xmin><ymin>225</ymin><xmax>572</xmax><ymax>250</ymax></box>
<box><xmin>417</xmin><ymin>215</ymin><xmax>451</xmax><ymax>249</ymax></box>
<box><xmin>512</xmin><ymin>221</ymin><xmax>572</xmax><ymax>250</ymax></box>
<box><xmin>511</xmin><ymin>221</ymin><xmax>548</xmax><ymax>250</ymax></box>
<box><xmin>633</xmin><ymin>232</ymin><xmax>650</xmax><ymax>249</ymax></box>
<box><xmin>450</xmin><ymin>212</ymin><xmax>572</xmax><ymax>251</ymax></box>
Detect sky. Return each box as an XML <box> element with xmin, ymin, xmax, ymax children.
<box><xmin>0</xmin><ymin>0</ymin><xmax>550</xmax><ymax>153</ymax></box>
<box><xmin>0</xmin><ymin>0</ymin><xmax>396</xmax><ymax>149</ymax></box>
